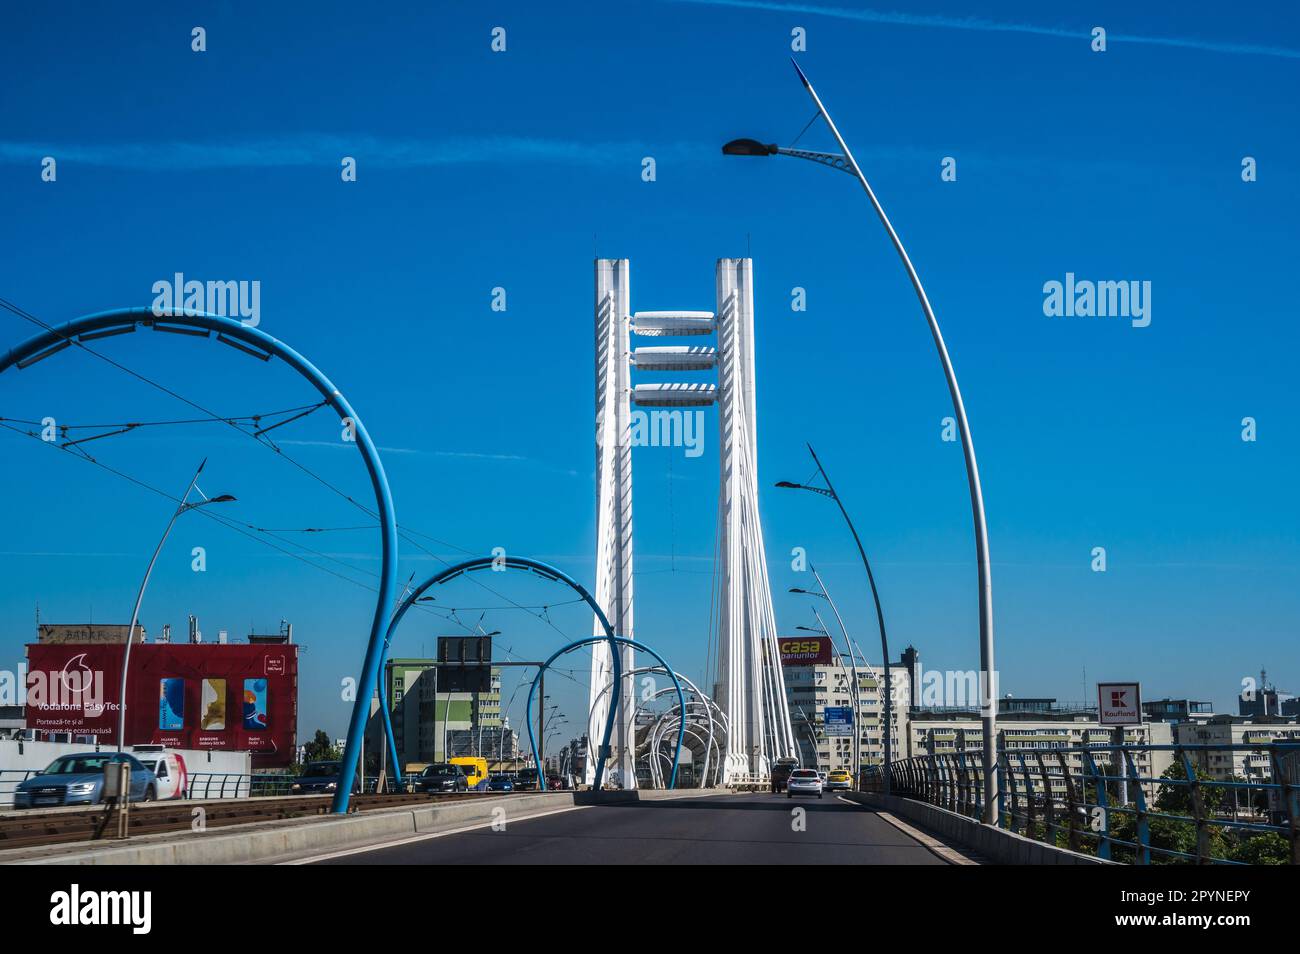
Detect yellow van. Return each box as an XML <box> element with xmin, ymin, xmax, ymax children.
<box><xmin>450</xmin><ymin>756</ymin><xmax>489</xmax><ymax>791</ymax></box>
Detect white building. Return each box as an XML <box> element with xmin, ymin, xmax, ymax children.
<box><xmin>783</xmin><ymin>658</ymin><xmax>909</xmax><ymax>774</ymax></box>
<box><xmin>1174</xmin><ymin>715</ymin><xmax>1300</xmax><ymax>782</ymax></box>
<box><xmin>908</xmin><ymin>708</ymin><xmax>1175</xmax><ymax>800</ymax></box>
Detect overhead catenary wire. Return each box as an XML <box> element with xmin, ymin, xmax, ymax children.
<box><xmin>0</xmin><ymin>296</ymin><xmax>593</xmax><ymax>651</ymax></box>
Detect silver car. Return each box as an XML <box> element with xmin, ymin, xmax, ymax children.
<box><xmin>12</xmin><ymin>752</ymin><xmax>157</xmax><ymax>809</ymax></box>
<box><xmin>787</xmin><ymin>768</ymin><xmax>823</xmax><ymax>799</ymax></box>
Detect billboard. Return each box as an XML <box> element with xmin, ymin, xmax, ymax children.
<box><xmin>1098</xmin><ymin>682</ymin><xmax>1142</xmax><ymax>725</ymax></box>
<box><xmin>778</xmin><ymin>636</ymin><xmax>834</xmax><ymax>666</ymax></box>
<box><xmin>25</xmin><ymin>642</ymin><xmax>297</xmax><ymax>767</ymax></box>
<box><xmin>436</xmin><ymin>635</ymin><xmax>492</xmax><ymax>692</ymax></box>
<box><xmin>37</xmin><ymin>623</ymin><xmax>143</xmax><ymax>645</ymax></box>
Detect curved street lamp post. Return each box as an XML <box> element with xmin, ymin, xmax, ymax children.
<box><xmin>119</xmin><ymin>459</ymin><xmax>235</xmax><ymax>752</ymax></box>
<box><xmin>779</xmin><ymin>444</ymin><xmax>892</xmax><ymax>796</ymax></box>
<box><xmin>731</xmin><ymin>61</ymin><xmax>996</xmax><ymax>819</ymax></box>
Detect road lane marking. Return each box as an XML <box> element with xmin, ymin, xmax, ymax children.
<box><xmin>279</xmin><ymin>804</ymin><xmax>592</xmax><ymax>864</ymax></box>
<box><xmin>835</xmin><ymin>796</ymin><xmax>979</xmax><ymax>865</ymax></box>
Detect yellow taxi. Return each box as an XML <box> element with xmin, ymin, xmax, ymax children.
<box><xmin>825</xmin><ymin>769</ymin><xmax>853</xmax><ymax>792</ymax></box>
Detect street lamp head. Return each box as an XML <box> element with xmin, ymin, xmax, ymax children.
<box><xmin>182</xmin><ymin>493</ymin><xmax>237</xmax><ymax>513</ymax></box>
<box><xmin>722</xmin><ymin>138</ymin><xmax>778</xmax><ymax>157</ymax></box>
<box><xmin>775</xmin><ymin>480</ymin><xmax>802</xmax><ymax>490</ymax></box>
<box><xmin>788</xmin><ymin>587</ymin><xmax>810</xmax><ymax>595</ymax></box>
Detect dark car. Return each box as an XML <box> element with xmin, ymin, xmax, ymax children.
<box><xmin>486</xmin><ymin>774</ymin><xmax>514</xmax><ymax>793</ymax></box>
<box><xmin>290</xmin><ymin>761</ymin><xmax>361</xmax><ymax>795</ymax></box>
<box><xmin>515</xmin><ymin>768</ymin><xmax>539</xmax><ymax>791</ymax></box>
<box><xmin>417</xmin><ymin>763</ymin><xmax>469</xmax><ymax>794</ymax></box>
<box><xmin>12</xmin><ymin>752</ymin><xmax>157</xmax><ymax>809</ymax></box>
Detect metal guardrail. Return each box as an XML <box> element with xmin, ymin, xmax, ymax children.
<box><xmin>863</xmin><ymin>742</ymin><xmax>1299</xmax><ymax>864</ymax></box>
<box><xmin>0</xmin><ymin>790</ymin><xmax>496</xmax><ymax>851</ymax></box>
<box><xmin>0</xmin><ymin>769</ymin><xmax>36</xmax><ymax>806</ymax></box>
<box><xmin>2</xmin><ymin>771</ymin><xmax>417</xmax><ymax>806</ymax></box>
<box><xmin>192</xmin><ymin>774</ymin><xmax>413</xmax><ymax>798</ymax></box>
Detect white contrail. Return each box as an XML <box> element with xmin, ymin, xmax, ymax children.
<box><xmin>668</xmin><ymin>0</ymin><xmax>1300</xmax><ymax>60</ymax></box>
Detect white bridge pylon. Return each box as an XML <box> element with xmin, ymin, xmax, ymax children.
<box><xmin>588</xmin><ymin>258</ymin><xmax>795</xmax><ymax>788</ymax></box>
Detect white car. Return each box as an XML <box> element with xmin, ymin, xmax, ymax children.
<box><xmin>131</xmin><ymin>747</ymin><xmax>189</xmax><ymax>800</ymax></box>
<box><xmin>787</xmin><ymin>768</ymin><xmax>823</xmax><ymax>799</ymax></box>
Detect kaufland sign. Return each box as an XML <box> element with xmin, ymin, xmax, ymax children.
<box><xmin>1098</xmin><ymin>682</ymin><xmax>1142</xmax><ymax>725</ymax></box>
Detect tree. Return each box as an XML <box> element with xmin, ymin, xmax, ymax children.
<box><xmin>1108</xmin><ymin>761</ymin><xmax>1229</xmax><ymax>863</ymax></box>
<box><xmin>1231</xmin><ymin>832</ymin><xmax>1290</xmax><ymax>865</ymax></box>
<box><xmin>302</xmin><ymin>729</ymin><xmax>340</xmax><ymax>764</ymax></box>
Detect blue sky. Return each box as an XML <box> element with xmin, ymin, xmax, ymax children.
<box><xmin>2</xmin><ymin>1</ymin><xmax>1298</xmax><ymax>741</ymax></box>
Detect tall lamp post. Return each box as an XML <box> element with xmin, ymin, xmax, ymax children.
<box><xmin>118</xmin><ymin>458</ymin><xmax>235</xmax><ymax>753</ymax></box>
<box><xmin>778</xmin><ymin>444</ymin><xmax>892</xmax><ymax>797</ymax></box>
<box><xmin>730</xmin><ymin>61</ymin><xmax>996</xmax><ymax>820</ymax></box>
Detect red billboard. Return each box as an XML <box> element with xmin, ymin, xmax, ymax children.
<box><xmin>778</xmin><ymin>635</ymin><xmax>834</xmax><ymax>666</ymax></box>
<box><xmin>25</xmin><ymin>642</ymin><xmax>298</xmax><ymax>767</ymax></box>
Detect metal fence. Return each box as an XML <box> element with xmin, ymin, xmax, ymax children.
<box><xmin>1</xmin><ymin>770</ymin><xmax>414</xmax><ymax>806</ymax></box>
<box><xmin>0</xmin><ymin>769</ymin><xmax>35</xmax><ymax>807</ymax></box>
<box><xmin>863</xmin><ymin>741</ymin><xmax>1299</xmax><ymax>865</ymax></box>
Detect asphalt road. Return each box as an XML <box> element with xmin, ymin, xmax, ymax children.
<box><xmin>313</xmin><ymin>792</ymin><xmax>955</xmax><ymax>865</ymax></box>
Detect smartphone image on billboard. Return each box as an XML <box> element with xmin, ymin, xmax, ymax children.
<box><xmin>243</xmin><ymin>678</ymin><xmax>269</xmax><ymax>730</ymax></box>
<box><xmin>201</xmin><ymin>678</ymin><xmax>226</xmax><ymax>730</ymax></box>
<box><xmin>159</xmin><ymin>677</ymin><xmax>185</xmax><ymax>730</ymax></box>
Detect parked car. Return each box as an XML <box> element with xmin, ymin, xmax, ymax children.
<box><xmin>12</xmin><ymin>752</ymin><xmax>157</xmax><ymax>809</ymax></box>
<box><xmin>290</xmin><ymin>761</ymin><xmax>361</xmax><ymax>795</ymax></box>
<box><xmin>787</xmin><ymin>768</ymin><xmax>823</xmax><ymax>799</ymax></box>
<box><xmin>825</xmin><ymin>769</ymin><xmax>852</xmax><ymax>792</ymax></box>
<box><xmin>416</xmin><ymin>763</ymin><xmax>469</xmax><ymax>794</ymax></box>
<box><xmin>486</xmin><ymin>774</ymin><xmax>514</xmax><ymax>793</ymax></box>
<box><xmin>132</xmin><ymin>746</ymin><xmax>189</xmax><ymax>800</ymax></box>
<box><xmin>770</xmin><ymin>758</ymin><xmax>798</xmax><ymax>793</ymax></box>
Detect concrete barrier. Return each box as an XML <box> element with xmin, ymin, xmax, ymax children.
<box><xmin>846</xmin><ymin>793</ymin><xmax>1113</xmax><ymax>865</ymax></box>
<box><xmin>6</xmin><ymin>787</ymin><xmax>732</xmax><ymax>865</ymax></box>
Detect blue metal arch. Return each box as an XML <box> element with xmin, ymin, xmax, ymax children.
<box><xmin>525</xmin><ymin>636</ymin><xmax>685</xmax><ymax>790</ymax></box>
<box><xmin>379</xmin><ymin>555</ymin><xmax>624</xmax><ymax>796</ymax></box>
<box><xmin>0</xmin><ymin>307</ymin><xmax>398</xmax><ymax>815</ymax></box>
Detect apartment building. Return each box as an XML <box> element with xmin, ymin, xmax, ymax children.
<box><xmin>783</xmin><ymin>656</ymin><xmax>910</xmax><ymax>774</ymax></box>
<box><xmin>1174</xmin><ymin>715</ymin><xmax>1300</xmax><ymax>782</ymax></box>
<box><xmin>908</xmin><ymin>703</ymin><xmax>1175</xmax><ymax>798</ymax></box>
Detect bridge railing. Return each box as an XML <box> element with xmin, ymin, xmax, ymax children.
<box><xmin>861</xmin><ymin>741</ymin><xmax>1299</xmax><ymax>865</ymax></box>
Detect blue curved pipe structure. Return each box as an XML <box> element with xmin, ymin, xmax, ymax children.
<box><xmin>378</xmin><ymin>555</ymin><xmax>623</xmax><ymax>793</ymax></box>
<box><xmin>525</xmin><ymin>636</ymin><xmax>685</xmax><ymax>790</ymax></box>
<box><xmin>0</xmin><ymin>307</ymin><xmax>398</xmax><ymax>815</ymax></box>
